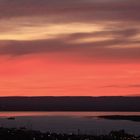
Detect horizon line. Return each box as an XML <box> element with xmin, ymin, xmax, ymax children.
<box><xmin>0</xmin><ymin>96</ymin><xmax>140</xmax><ymax>98</ymax></box>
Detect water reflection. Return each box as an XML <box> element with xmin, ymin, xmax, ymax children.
<box><xmin>0</xmin><ymin>111</ymin><xmax>140</xmax><ymax>117</ymax></box>
<box><xmin>0</xmin><ymin>112</ymin><xmax>139</xmax><ymax>135</ymax></box>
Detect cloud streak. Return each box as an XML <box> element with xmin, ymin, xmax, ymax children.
<box><xmin>0</xmin><ymin>35</ymin><xmax>140</xmax><ymax>62</ymax></box>
<box><xmin>103</xmin><ymin>84</ymin><xmax>140</xmax><ymax>88</ymax></box>
<box><xmin>0</xmin><ymin>0</ymin><xmax>140</xmax><ymax>62</ymax></box>
<box><xmin>0</xmin><ymin>0</ymin><xmax>140</xmax><ymax>23</ymax></box>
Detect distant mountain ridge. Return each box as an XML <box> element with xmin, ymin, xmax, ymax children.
<box><xmin>0</xmin><ymin>96</ymin><xmax>139</xmax><ymax>111</ymax></box>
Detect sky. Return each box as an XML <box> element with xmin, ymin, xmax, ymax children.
<box><xmin>0</xmin><ymin>0</ymin><xmax>140</xmax><ymax>96</ymax></box>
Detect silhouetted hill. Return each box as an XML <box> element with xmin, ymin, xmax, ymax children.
<box><xmin>0</xmin><ymin>96</ymin><xmax>139</xmax><ymax>111</ymax></box>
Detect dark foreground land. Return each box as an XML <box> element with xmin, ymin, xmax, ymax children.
<box><xmin>0</xmin><ymin>96</ymin><xmax>140</xmax><ymax>111</ymax></box>
<box><xmin>0</xmin><ymin>127</ymin><xmax>139</xmax><ymax>140</ymax></box>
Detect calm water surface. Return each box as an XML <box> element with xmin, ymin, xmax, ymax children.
<box><xmin>0</xmin><ymin>112</ymin><xmax>139</xmax><ymax>135</ymax></box>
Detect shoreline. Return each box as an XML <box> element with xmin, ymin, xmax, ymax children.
<box><xmin>98</xmin><ymin>115</ymin><xmax>140</xmax><ymax>122</ymax></box>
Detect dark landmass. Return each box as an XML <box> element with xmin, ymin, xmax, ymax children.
<box><xmin>0</xmin><ymin>127</ymin><xmax>139</xmax><ymax>140</ymax></box>
<box><xmin>0</xmin><ymin>96</ymin><xmax>140</xmax><ymax>111</ymax></box>
<box><xmin>98</xmin><ymin>115</ymin><xmax>140</xmax><ymax>122</ymax></box>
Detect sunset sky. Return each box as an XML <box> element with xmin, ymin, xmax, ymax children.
<box><xmin>0</xmin><ymin>0</ymin><xmax>140</xmax><ymax>96</ymax></box>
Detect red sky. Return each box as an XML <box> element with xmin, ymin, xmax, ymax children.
<box><xmin>0</xmin><ymin>0</ymin><xmax>140</xmax><ymax>96</ymax></box>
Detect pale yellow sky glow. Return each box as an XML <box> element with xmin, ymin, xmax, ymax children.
<box><xmin>0</xmin><ymin>18</ymin><xmax>104</xmax><ymax>41</ymax></box>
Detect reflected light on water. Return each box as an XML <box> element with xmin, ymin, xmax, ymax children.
<box><xmin>0</xmin><ymin>111</ymin><xmax>140</xmax><ymax>118</ymax></box>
